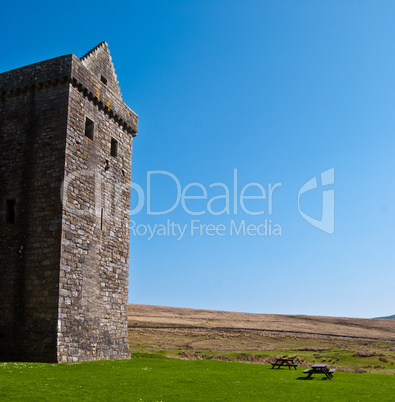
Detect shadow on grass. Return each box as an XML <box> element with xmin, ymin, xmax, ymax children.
<box><xmin>296</xmin><ymin>377</ymin><xmax>331</xmax><ymax>380</ymax></box>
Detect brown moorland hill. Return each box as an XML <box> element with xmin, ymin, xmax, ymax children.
<box><xmin>128</xmin><ymin>304</ymin><xmax>395</xmax><ymax>341</ymax></box>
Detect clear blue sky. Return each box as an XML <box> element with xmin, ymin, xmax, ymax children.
<box><xmin>2</xmin><ymin>0</ymin><xmax>394</xmax><ymax>318</ymax></box>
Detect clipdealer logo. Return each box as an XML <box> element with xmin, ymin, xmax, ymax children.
<box><xmin>61</xmin><ymin>168</ymin><xmax>335</xmax><ymax>240</ymax></box>
<box><xmin>129</xmin><ymin>169</ymin><xmax>282</xmax><ymax>240</ymax></box>
<box><xmin>297</xmin><ymin>168</ymin><xmax>335</xmax><ymax>234</ymax></box>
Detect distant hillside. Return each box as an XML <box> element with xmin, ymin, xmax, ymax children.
<box><xmin>128</xmin><ymin>304</ymin><xmax>395</xmax><ymax>341</ymax></box>
<box><xmin>376</xmin><ymin>314</ymin><xmax>395</xmax><ymax>320</ymax></box>
<box><xmin>127</xmin><ymin>304</ymin><xmax>395</xmax><ymax>374</ymax></box>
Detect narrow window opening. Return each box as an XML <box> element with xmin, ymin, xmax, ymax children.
<box><xmin>100</xmin><ymin>208</ymin><xmax>104</xmax><ymax>230</ymax></box>
<box><xmin>110</xmin><ymin>138</ymin><xmax>118</xmax><ymax>157</ymax></box>
<box><xmin>85</xmin><ymin>117</ymin><xmax>94</xmax><ymax>140</ymax></box>
<box><xmin>6</xmin><ymin>199</ymin><xmax>16</xmax><ymax>224</ymax></box>
<box><xmin>122</xmin><ymin>169</ymin><xmax>125</xmax><ymax>177</ymax></box>
<box><xmin>100</xmin><ymin>75</ymin><xmax>108</xmax><ymax>85</ymax></box>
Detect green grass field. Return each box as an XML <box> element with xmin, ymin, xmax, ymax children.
<box><xmin>1</xmin><ymin>356</ymin><xmax>395</xmax><ymax>401</ymax></box>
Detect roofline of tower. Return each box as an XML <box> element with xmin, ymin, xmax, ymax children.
<box><xmin>0</xmin><ymin>53</ymin><xmax>138</xmax><ymax>136</ymax></box>
<box><xmin>70</xmin><ymin>54</ymin><xmax>138</xmax><ymax>135</ymax></box>
<box><xmin>80</xmin><ymin>41</ymin><xmax>108</xmax><ymax>62</ymax></box>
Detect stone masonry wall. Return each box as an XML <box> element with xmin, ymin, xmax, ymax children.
<box><xmin>57</xmin><ymin>44</ymin><xmax>135</xmax><ymax>362</ymax></box>
<box><xmin>0</xmin><ymin>74</ymin><xmax>70</xmax><ymax>362</ymax></box>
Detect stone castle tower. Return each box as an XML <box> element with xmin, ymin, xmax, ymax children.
<box><xmin>0</xmin><ymin>42</ymin><xmax>138</xmax><ymax>362</ymax></box>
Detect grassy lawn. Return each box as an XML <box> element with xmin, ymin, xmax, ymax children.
<box><xmin>1</xmin><ymin>356</ymin><xmax>395</xmax><ymax>401</ymax></box>
<box><xmin>129</xmin><ymin>346</ymin><xmax>395</xmax><ymax>374</ymax></box>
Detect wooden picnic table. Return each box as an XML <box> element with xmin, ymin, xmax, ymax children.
<box><xmin>303</xmin><ymin>364</ymin><xmax>336</xmax><ymax>379</ymax></box>
<box><xmin>271</xmin><ymin>357</ymin><xmax>297</xmax><ymax>370</ymax></box>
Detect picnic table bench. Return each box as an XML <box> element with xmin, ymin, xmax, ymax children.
<box><xmin>271</xmin><ymin>357</ymin><xmax>298</xmax><ymax>370</ymax></box>
<box><xmin>303</xmin><ymin>364</ymin><xmax>336</xmax><ymax>379</ymax></box>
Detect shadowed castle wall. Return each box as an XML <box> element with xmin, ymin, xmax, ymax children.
<box><xmin>0</xmin><ymin>58</ymin><xmax>71</xmax><ymax>361</ymax></box>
